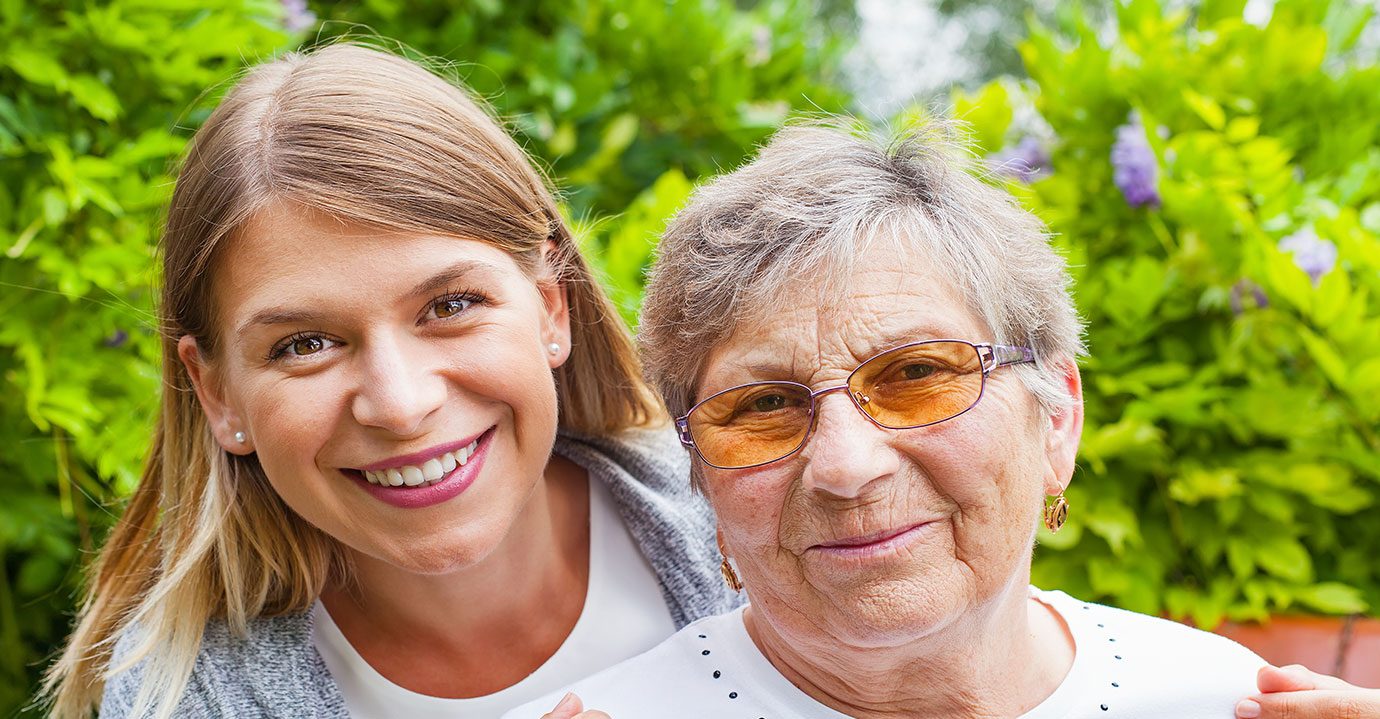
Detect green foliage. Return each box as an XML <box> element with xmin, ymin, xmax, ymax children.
<box><xmin>0</xmin><ymin>1</ymin><xmax>296</xmax><ymax>712</ymax></box>
<box><xmin>0</xmin><ymin>0</ymin><xmax>849</xmax><ymax>713</ymax></box>
<box><xmin>955</xmin><ymin>0</ymin><xmax>1380</xmax><ymax>628</ymax></box>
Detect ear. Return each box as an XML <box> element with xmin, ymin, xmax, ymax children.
<box><xmin>536</xmin><ymin>241</ymin><xmax>573</xmax><ymax>369</ymax></box>
<box><xmin>715</xmin><ymin>525</ymin><xmax>730</xmax><ymax>558</ymax></box>
<box><xmin>1042</xmin><ymin>356</ymin><xmax>1084</xmax><ymax>496</ymax></box>
<box><xmin>178</xmin><ymin>335</ymin><xmax>254</xmax><ymax>455</ymax></box>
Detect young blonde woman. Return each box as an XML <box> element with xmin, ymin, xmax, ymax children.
<box><xmin>42</xmin><ymin>43</ymin><xmax>736</xmax><ymax>719</ymax></box>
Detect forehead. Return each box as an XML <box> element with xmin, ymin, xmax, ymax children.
<box><xmin>211</xmin><ymin>202</ymin><xmax>524</xmax><ymax>326</ymax></box>
<box><xmin>701</xmin><ymin>238</ymin><xmax>987</xmax><ymax>387</ymax></box>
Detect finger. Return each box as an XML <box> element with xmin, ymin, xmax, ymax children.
<box><xmin>1258</xmin><ymin>664</ymin><xmax>1357</xmax><ymax>694</ymax></box>
<box><xmin>1246</xmin><ymin>689</ymin><xmax>1380</xmax><ymax>719</ymax></box>
<box><xmin>539</xmin><ymin>692</ymin><xmax>583</xmax><ymax>719</ymax></box>
<box><xmin>574</xmin><ymin>712</ymin><xmax>612</xmax><ymax>719</ymax></box>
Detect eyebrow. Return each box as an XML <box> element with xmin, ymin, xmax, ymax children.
<box><xmin>709</xmin><ymin>323</ymin><xmax>958</xmax><ymax>384</ymax></box>
<box><xmin>855</xmin><ymin>325</ymin><xmax>957</xmax><ymax>359</ymax></box>
<box><xmin>236</xmin><ymin>259</ymin><xmax>500</xmax><ymax>335</ymax></box>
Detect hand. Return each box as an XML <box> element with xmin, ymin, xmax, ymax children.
<box><xmin>1235</xmin><ymin>664</ymin><xmax>1380</xmax><ymax>718</ymax></box>
<box><xmin>539</xmin><ymin>692</ymin><xmax>612</xmax><ymax>719</ymax></box>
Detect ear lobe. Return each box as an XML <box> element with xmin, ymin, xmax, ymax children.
<box><xmin>177</xmin><ymin>335</ymin><xmax>253</xmax><ymax>455</ymax></box>
<box><xmin>1042</xmin><ymin>357</ymin><xmax>1084</xmax><ymax>495</ymax></box>
<box><xmin>536</xmin><ymin>242</ymin><xmax>573</xmax><ymax>369</ymax></box>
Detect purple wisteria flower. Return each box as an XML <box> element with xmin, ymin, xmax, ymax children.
<box><xmin>282</xmin><ymin>0</ymin><xmax>316</xmax><ymax>33</ymax></box>
<box><xmin>1111</xmin><ymin>114</ymin><xmax>1161</xmax><ymax>208</ymax></box>
<box><xmin>1278</xmin><ymin>227</ymin><xmax>1337</xmax><ymax>285</ymax></box>
<box><xmin>103</xmin><ymin>329</ymin><xmax>129</xmax><ymax>348</ymax></box>
<box><xmin>992</xmin><ymin>136</ymin><xmax>1051</xmax><ymax>183</ymax></box>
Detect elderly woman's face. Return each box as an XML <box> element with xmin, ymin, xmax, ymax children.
<box><xmin>698</xmin><ymin>239</ymin><xmax>1079</xmax><ymax>650</ymax></box>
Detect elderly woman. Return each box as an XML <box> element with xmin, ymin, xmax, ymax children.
<box><xmin>509</xmin><ymin>121</ymin><xmax>1268</xmax><ymax>719</ymax></box>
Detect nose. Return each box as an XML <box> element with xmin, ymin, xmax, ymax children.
<box><xmin>798</xmin><ymin>388</ymin><xmax>900</xmax><ymax>498</ymax></box>
<box><xmin>350</xmin><ymin>332</ymin><xmax>447</xmax><ymax>437</ymax></box>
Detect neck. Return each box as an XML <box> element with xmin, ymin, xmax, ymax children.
<box><xmin>745</xmin><ymin>576</ymin><xmax>1073</xmax><ymax>719</ymax></box>
<box><xmin>320</xmin><ymin>455</ymin><xmax>590</xmax><ymax>697</ymax></box>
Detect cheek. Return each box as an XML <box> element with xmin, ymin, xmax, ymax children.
<box><xmin>920</xmin><ymin>414</ymin><xmax>1045</xmax><ymax>575</ymax></box>
<box><xmin>236</xmin><ymin>375</ymin><xmax>351</xmax><ymax>518</ymax></box>
<box><xmin>706</xmin><ymin>468</ymin><xmax>801</xmax><ymax>583</ymax></box>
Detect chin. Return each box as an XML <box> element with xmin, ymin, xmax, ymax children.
<box><xmin>366</xmin><ymin>522</ymin><xmax>506</xmax><ymax>575</ymax></box>
<box><xmin>817</xmin><ymin>575</ymin><xmax>970</xmax><ymax>649</ymax></box>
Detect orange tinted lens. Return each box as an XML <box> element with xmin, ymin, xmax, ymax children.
<box><xmin>849</xmin><ymin>341</ymin><xmax>983</xmax><ymax>428</ymax></box>
<box><xmin>688</xmin><ymin>383</ymin><xmax>813</xmax><ymax>468</ymax></box>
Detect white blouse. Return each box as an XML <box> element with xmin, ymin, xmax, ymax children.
<box><xmin>312</xmin><ymin>478</ymin><xmax>677</xmax><ymax>718</ymax></box>
<box><xmin>505</xmin><ymin>587</ymin><xmax>1266</xmax><ymax>719</ymax></box>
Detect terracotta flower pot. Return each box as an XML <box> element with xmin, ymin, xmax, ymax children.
<box><xmin>1214</xmin><ymin>615</ymin><xmax>1380</xmax><ymax>688</ymax></box>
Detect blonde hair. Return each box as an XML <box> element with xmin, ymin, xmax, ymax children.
<box><xmin>43</xmin><ymin>42</ymin><xmax>660</xmax><ymax>718</ymax></box>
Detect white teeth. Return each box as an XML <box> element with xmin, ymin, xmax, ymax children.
<box><xmin>361</xmin><ymin>437</ymin><xmax>481</xmax><ymax>489</ymax></box>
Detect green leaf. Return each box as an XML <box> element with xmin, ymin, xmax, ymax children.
<box><xmin>1169</xmin><ymin>467</ymin><xmax>1242</xmax><ymax>504</ymax></box>
<box><xmin>953</xmin><ymin>81</ymin><xmax>1013</xmax><ymax>154</ymax></box>
<box><xmin>1296</xmin><ymin>583</ymin><xmax>1369</xmax><ymax>614</ymax></box>
<box><xmin>1254</xmin><ymin>535</ymin><xmax>1314</xmax><ymax>584</ymax></box>
<box><xmin>1084</xmin><ymin>499</ymin><xmax>1141</xmax><ymax>556</ymax></box>
<box><xmin>5</xmin><ymin>44</ymin><xmax>69</xmax><ymax>88</ymax></box>
<box><xmin>1297</xmin><ymin>327</ymin><xmax>1347</xmax><ymax>388</ymax></box>
<box><xmin>67</xmin><ymin>75</ymin><xmax>123</xmax><ymax>121</ymax></box>
<box><xmin>1183</xmin><ymin>90</ymin><xmax>1225</xmax><ymax>130</ymax></box>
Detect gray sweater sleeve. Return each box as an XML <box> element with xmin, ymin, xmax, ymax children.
<box><xmin>100</xmin><ymin>616</ymin><xmax>347</xmax><ymax>719</ymax></box>
<box><xmin>100</xmin><ymin>625</ymin><xmax>218</xmax><ymax>718</ymax></box>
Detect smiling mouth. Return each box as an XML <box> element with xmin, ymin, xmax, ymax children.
<box><xmin>811</xmin><ymin>521</ymin><xmax>936</xmax><ymax>552</ymax></box>
<box><xmin>346</xmin><ymin>428</ymin><xmax>491</xmax><ymax>488</ymax></box>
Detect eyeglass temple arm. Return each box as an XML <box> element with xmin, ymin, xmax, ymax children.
<box><xmin>977</xmin><ymin>343</ymin><xmax>1036</xmax><ymax>373</ymax></box>
<box><xmin>673</xmin><ymin>416</ymin><xmax>694</xmax><ymax>447</ymax></box>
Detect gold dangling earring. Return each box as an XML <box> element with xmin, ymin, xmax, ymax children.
<box><xmin>719</xmin><ymin>554</ymin><xmax>743</xmax><ymax>592</ymax></box>
<box><xmin>1043</xmin><ymin>491</ymin><xmax>1070</xmax><ymax>533</ymax></box>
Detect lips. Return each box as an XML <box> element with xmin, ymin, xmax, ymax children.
<box><xmin>342</xmin><ymin>427</ymin><xmax>495</xmax><ymax>509</ymax></box>
<box><xmin>807</xmin><ymin>520</ymin><xmax>938</xmax><ymax>558</ymax></box>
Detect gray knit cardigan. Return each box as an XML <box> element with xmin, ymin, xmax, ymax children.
<box><xmin>101</xmin><ymin>427</ymin><xmax>740</xmax><ymax>718</ymax></box>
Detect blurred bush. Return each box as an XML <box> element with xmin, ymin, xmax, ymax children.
<box><xmin>951</xmin><ymin>0</ymin><xmax>1380</xmax><ymax>628</ymax></box>
<box><xmin>0</xmin><ymin>1</ymin><xmax>294</xmax><ymax>712</ymax></box>
<box><xmin>0</xmin><ymin>0</ymin><xmax>848</xmax><ymax>713</ymax></box>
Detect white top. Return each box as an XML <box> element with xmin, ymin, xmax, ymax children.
<box><xmin>505</xmin><ymin>587</ymin><xmax>1266</xmax><ymax>719</ymax></box>
<box><xmin>312</xmin><ymin>478</ymin><xmax>677</xmax><ymax>719</ymax></box>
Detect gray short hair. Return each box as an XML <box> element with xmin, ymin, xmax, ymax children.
<box><xmin>639</xmin><ymin>119</ymin><xmax>1086</xmax><ymax>423</ymax></box>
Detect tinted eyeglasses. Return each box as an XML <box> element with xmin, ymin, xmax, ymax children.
<box><xmin>675</xmin><ymin>340</ymin><xmax>1035</xmax><ymax>469</ymax></box>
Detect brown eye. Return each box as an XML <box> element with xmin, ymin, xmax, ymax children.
<box><xmin>902</xmin><ymin>363</ymin><xmax>937</xmax><ymax>380</ymax></box>
<box><xmin>751</xmin><ymin>394</ymin><xmax>788</xmax><ymax>412</ymax></box>
<box><xmin>292</xmin><ymin>337</ymin><xmax>326</xmax><ymax>355</ymax></box>
<box><xmin>430</xmin><ymin>296</ymin><xmax>474</xmax><ymax>319</ymax></box>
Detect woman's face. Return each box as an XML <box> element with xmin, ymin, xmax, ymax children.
<box><xmin>180</xmin><ymin>202</ymin><xmax>570</xmax><ymax>575</ymax></box>
<box><xmin>697</xmin><ymin>238</ymin><xmax>1081</xmax><ymax>651</ymax></box>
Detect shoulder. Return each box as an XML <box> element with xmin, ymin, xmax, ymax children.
<box><xmin>555</xmin><ymin>423</ymin><xmax>690</xmax><ymax>496</ymax></box>
<box><xmin>101</xmin><ymin>613</ymin><xmax>345</xmax><ymax>718</ymax></box>
<box><xmin>1042</xmin><ymin>590</ymin><xmax>1265</xmax><ymax>717</ymax></box>
<box><xmin>502</xmin><ymin>611</ymin><xmax>742</xmax><ymax>719</ymax></box>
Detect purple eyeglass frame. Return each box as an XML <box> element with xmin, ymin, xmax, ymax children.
<box><xmin>674</xmin><ymin>339</ymin><xmax>1036</xmax><ymax>470</ymax></box>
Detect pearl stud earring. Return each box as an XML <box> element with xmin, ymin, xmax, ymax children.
<box><xmin>548</xmin><ymin>343</ymin><xmax>561</xmax><ymax>356</ymax></box>
<box><xmin>233</xmin><ymin>431</ymin><xmax>246</xmax><ymax>444</ymax></box>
